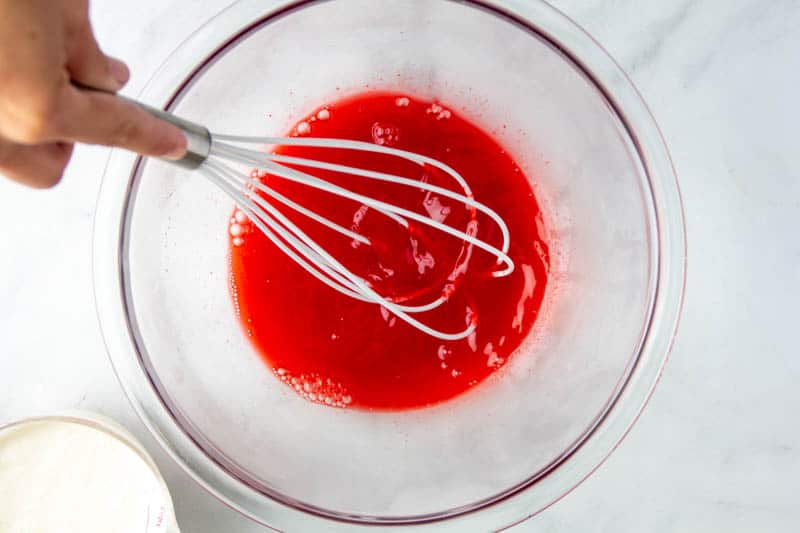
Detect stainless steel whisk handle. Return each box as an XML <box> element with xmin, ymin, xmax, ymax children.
<box><xmin>124</xmin><ymin>97</ymin><xmax>212</xmax><ymax>170</ymax></box>
<box><xmin>72</xmin><ymin>82</ymin><xmax>211</xmax><ymax>169</ymax></box>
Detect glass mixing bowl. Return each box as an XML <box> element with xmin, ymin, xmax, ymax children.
<box><xmin>93</xmin><ymin>0</ymin><xmax>686</xmax><ymax>530</ymax></box>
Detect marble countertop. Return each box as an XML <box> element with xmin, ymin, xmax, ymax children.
<box><xmin>1</xmin><ymin>1</ymin><xmax>798</xmax><ymax>531</ymax></box>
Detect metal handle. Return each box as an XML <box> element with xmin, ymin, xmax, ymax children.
<box><xmin>72</xmin><ymin>82</ymin><xmax>211</xmax><ymax>169</ymax></box>
<box><xmin>121</xmin><ymin>96</ymin><xmax>212</xmax><ymax>170</ymax></box>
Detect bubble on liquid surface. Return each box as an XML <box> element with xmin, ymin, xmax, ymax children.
<box><xmin>371</xmin><ymin>122</ymin><xmax>401</xmax><ymax>146</ymax></box>
<box><xmin>229</xmin><ymin>223</ymin><xmax>244</xmax><ymax>238</ymax></box>
<box><xmin>230</xmin><ymin>213</ymin><xmax>249</xmax><ymax>247</ymax></box>
<box><xmin>296</xmin><ymin>121</ymin><xmax>311</xmax><ymax>135</ymax></box>
<box><xmin>437</xmin><ymin>345</ymin><xmax>452</xmax><ymax>360</ymax></box>
<box><xmin>395</xmin><ymin>96</ymin><xmax>410</xmax><ymax>107</ymax></box>
<box><xmin>316</xmin><ymin>108</ymin><xmax>331</xmax><ymax>120</ymax></box>
<box><xmin>273</xmin><ymin>368</ymin><xmax>352</xmax><ymax>408</ymax></box>
<box><xmin>426</xmin><ymin>103</ymin><xmax>451</xmax><ymax>120</ymax></box>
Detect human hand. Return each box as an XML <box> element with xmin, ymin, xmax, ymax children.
<box><xmin>0</xmin><ymin>0</ymin><xmax>186</xmax><ymax>188</ymax></box>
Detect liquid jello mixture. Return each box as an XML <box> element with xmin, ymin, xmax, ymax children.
<box><xmin>228</xmin><ymin>92</ymin><xmax>549</xmax><ymax>410</ymax></box>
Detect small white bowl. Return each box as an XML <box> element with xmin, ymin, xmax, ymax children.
<box><xmin>0</xmin><ymin>411</ymin><xmax>180</xmax><ymax>533</ymax></box>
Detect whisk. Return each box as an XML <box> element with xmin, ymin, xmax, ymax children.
<box><xmin>135</xmin><ymin>100</ymin><xmax>515</xmax><ymax>341</ymax></box>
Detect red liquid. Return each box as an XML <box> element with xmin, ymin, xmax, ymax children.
<box><xmin>228</xmin><ymin>92</ymin><xmax>549</xmax><ymax>410</ymax></box>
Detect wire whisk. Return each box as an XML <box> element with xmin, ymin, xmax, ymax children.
<box><xmin>135</xmin><ymin>102</ymin><xmax>515</xmax><ymax>341</ymax></box>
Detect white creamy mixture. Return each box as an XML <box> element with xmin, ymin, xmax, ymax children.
<box><xmin>0</xmin><ymin>420</ymin><xmax>170</xmax><ymax>533</ymax></box>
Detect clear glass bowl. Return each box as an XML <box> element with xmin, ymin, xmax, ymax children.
<box><xmin>93</xmin><ymin>0</ymin><xmax>686</xmax><ymax>530</ymax></box>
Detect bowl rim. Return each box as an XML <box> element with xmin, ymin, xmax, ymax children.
<box><xmin>93</xmin><ymin>0</ymin><xmax>687</xmax><ymax>530</ymax></box>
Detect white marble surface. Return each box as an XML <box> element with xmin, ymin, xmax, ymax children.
<box><xmin>1</xmin><ymin>0</ymin><xmax>798</xmax><ymax>531</ymax></box>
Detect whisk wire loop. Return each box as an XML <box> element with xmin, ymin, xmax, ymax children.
<box><xmin>201</xmin><ymin>134</ymin><xmax>515</xmax><ymax>340</ymax></box>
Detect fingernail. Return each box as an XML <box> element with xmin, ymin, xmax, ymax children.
<box><xmin>162</xmin><ymin>132</ymin><xmax>188</xmax><ymax>161</ymax></box>
<box><xmin>108</xmin><ymin>57</ymin><xmax>130</xmax><ymax>89</ymax></box>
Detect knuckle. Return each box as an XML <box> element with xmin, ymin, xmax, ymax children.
<box><xmin>15</xmin><ymin>93</ymin><xmax>63</xmax><ymax>143</ymax></box>
<box><xmin>16</xmin><ymin>120</ymin><xmax>49</xmax><ymax>144</ymax></box>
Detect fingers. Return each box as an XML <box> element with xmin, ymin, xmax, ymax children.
<box><xmin>66</xmin><ymin>16</ymin><xmax>129</xmax><ymax>92</ymax></box>
<box><xmin>61</xmin><ymin>2</ymin><xmax>180</xmax><ymax>159</ymax></box>
<box><xmin>59</xmin><ymin>85</ymin><xmax>187</xmax><ymax>159</ymax></box>
<box><xmin>0</xmin><ymin>139</ymin><xmax>74</xmax><ymax>189</ymax></box>
<box><xmin>0</xmin><ymin>0</ymin><xmax>186</xmax><ymax>192</ymax></box>
<box><xmin>0</xmin><ymin>0</ymin><xmax>179</xmax><ymax>189</ymax></box>
<box><xmin>0</xmin><ymin>84</ymin><xmax>187</xmax><ymax>160</ymax></box>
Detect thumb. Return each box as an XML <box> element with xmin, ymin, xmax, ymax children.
<box><xmin>67</xmin><ymin>22</ymin><xmax>129</xmax><ymax>92</ymax></box>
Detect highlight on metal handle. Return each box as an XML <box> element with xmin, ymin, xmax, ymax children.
<box><xmin>71</xmin><ymin>82</ymin><xmax>211</xmax><ymax>169</ymax></box>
